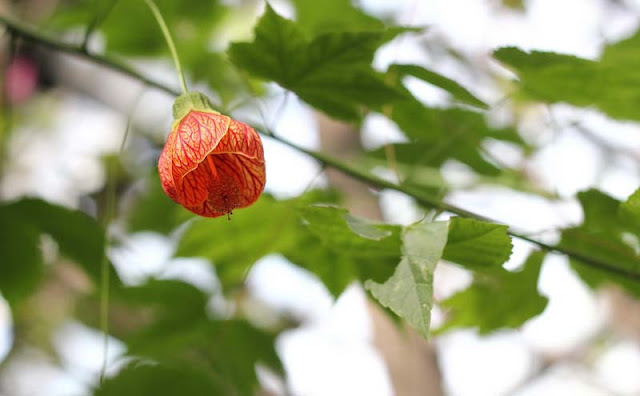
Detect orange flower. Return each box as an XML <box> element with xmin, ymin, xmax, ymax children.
<box><xmin>158</xmin><ymin>92</ymin><xmax>266</xmax><ymax>218</ymax></box>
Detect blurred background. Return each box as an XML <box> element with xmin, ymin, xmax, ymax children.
<box><xmin>1</xmin><ymin>0</ymin><xmax>640</xmax><ymax>395</ymax></box>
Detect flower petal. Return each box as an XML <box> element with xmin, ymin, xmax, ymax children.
<box><xmin>171</xmin><ymin>111</ymin><xmax>231</xmax><ymax>185</ymax></box>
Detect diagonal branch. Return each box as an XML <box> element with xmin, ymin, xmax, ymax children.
<box><xmin>264</xmin><ymin>132</ymin><xmax>640</xmax><ymax>282</ymax></box>
<box><xmin>2</xmin><ymin>14</ymin><xmax>640</xmax><ymax>282</ymax></box>
<box><xmin>0</xmin><ymin>14</ymin><xmax>181</xmax><ymax>97</ymax></box>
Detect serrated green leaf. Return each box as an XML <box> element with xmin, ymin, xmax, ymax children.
<box><xmin>228</xmin><ymin>5</ymin><xmax>407</xmax><ymax>121</ymax></box>
<box><xmin>384</xmin><ymin>97</ymin><xmax>523</xmax><ymax>176</ymax></box>
<box><xmin>443</xmin><ymin>217</ymin><xmax>513</xmax><ymax>272</ymax></box>
<box><xmin>560</xmin><ymin>189</ymin><xmax>640</xmax><ymax>296</ymax></box>
<box><xmin>283</xmin><ymin>206</ymin><xmax>400</xmax><ymax>297</ymax></box>
<box><xmin>366</xmin><ymin>221</ymin><xmax>449</xmax><ymax>339</ymax></box>
<box><xmin>284</xmin><ymin>211</ymin><xmax>399</xmax><ymax>297</ymax></box>
<box><xmin>494</xmin><ymin>33</ymin><xmax>640</xmax><ymax>121</ymax></box>
<box><xmin>389</xmin><ymin>64</ymin><xmax>488</xmax><ymax>109</ymax></box>
<box><xmin>299</xmin><ymin>206</ymin><xmax>401</xmax><ymax>257</ymax></box>
<box><xmin>291</xmin><ymin>0</ymin><xmax>385</xmax><ymax>35</ymax></box>
<box><xmin>437</xmin><ymin>251</ymin><xmax>548</xmax><ymax>334</ymax></box>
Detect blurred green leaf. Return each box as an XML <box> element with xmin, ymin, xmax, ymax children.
<box><xmin>94</xmin><ymin>362</ymin><xmax>224</xmax><ymax>396</ymax></box>
<box><xmin>389</xmin><ymin>64</ymin><xmax>488</xmax><ymax>109</ymax></box>
<box><xmin>228</xmin><ymin>5</ymin><xmax>407</xmax><ymax>121</ymax></box>
<box><xmin>85</xmin><ymin>277</ymin><xmax>282</xmax><ymax>396</ymax></box>
<box><xmin>0</xmin><ymin>199</ymin><xmax>118</xmax><ymax>302</ymax></box>
<box><xmin>443</xmin><ymin>217</ymin><xmax>513</xmax><ymax>272</ymax></box>
<box><xmin>619</xmin><ymin>187</ymin><xmax>640</xmax><ymax>231</ymax></box>
<box><xmin>560</xmin><ymin>189</ymin><xmax>640</xmax><ymax>296</ymax></box>
<box><xmin>437</xmin><ymin>251</ymin><xmax>548</xmax><ymax>334</ymax></box>
<box><xmin>176</xmin><ymin>192</ymin><xmax>336</xmax><ymax>289</ymax></box>
<box><xmin>51</xmin><ymin>0</ymin><xmax>225</xmax><ymax>56</ymax></box>
<box><xmin>49</xmin><ymin>0</ymin><xmax>247</xmax><ymax>105</ymax></box>
<box><xmin>0</xmin><ymin>210</ymin><xmax>43</xmax><ymax>304</ymax></box>
<box><xmin>126</xmin><ymin>173</ymin><xmax>194</xmax><ymax>234</ymax></box>
<box><xmin>123</xmin><ymin>279</ymin><xmax>208</xmax><ymax>323</ymax></box>
<box><xmin>366</xmin><ymin>221</ymin><xmax>449</xmax><ymax>339</ymax></box>
<box><xmin>125</xmin><ymin>317</ymin><xmax>282</xmax><ymax>396</ymax></box>
<box><xmin>10</xmin><ymin>199</ymin><xmax>104</xmax><ymax>276</ymax></box>
<box><xmin>175</xmin><ymin>194</ymin><xmax>298</xmax><ymax>288</ymax></box>
<box><xmin>494</xmin><ymin>31</ymin><xmax>640</xmax><ymax>121</ymax></box>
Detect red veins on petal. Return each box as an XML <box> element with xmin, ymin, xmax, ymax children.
<box><xmin>158</xmin><ymin>110</ymin><xmax>266</xmax><ymax>218</ymax></box>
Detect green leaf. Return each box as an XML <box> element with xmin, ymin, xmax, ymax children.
<box><xmin>93</xmin><ymin>362</ymin><xmax>224</xmax><ymax>396</ymax></box>
<box><xmin>0</xmin><ymin>210</ymin><xmax>43</xmax><ymax>304</ymax></box>
<box><xmin>443</xmin><ymin>217</ymin><xmax>513</xmax><ymax>272</ymax></box>
<box><xmin>123</xmin><ymin>279</ymin><xmax>209</xmax><ymax>323</ymax></box>
<box><xmin>383</xmin><ymin>97</ymin><xmax>523</xmax><ymax>176</ymax></box>
<box><xmin>175</xmin><ymin>195</ymin><xmax>296</xmax><ymax>288</ymax></box>
<box><xmin>560</xmin><ymin>189</ymin><xmax>640</xmax><ymax>296</ymax></box>
<box><xmin>175</xmin><ymin>192</ymin><xmax>335</xmax><ymax>289</ymax></box>
<box><xmin>365</xmin><ymin>221</ymin><xmax>449</xmax><ymax>339</ymax></box>
<box><xmin>389</xmin><ymin>64</ymin><xmax>488</xmax><ymax>109</ymax></box>
<box><xmin>299</xmin><ymin>206</ymin><xmax>401</xmax><ymax>257</ymax></box>
<box><xmin>50</xmin><ymin>0</ymin><xmax>226</xmax><ymax>56</ymax></box>
<box><xmin>228</xmin><ymin>5</ymin><xmax>407</xmax><ymax>121</ymax></box>
<box><xmin>345</xmin><ymin>213</ymin><xmax>392</xmax><ymax>240</ymax></box>
<box><xmin>8</xmin><ymin>199</ymin><xmax>106</xmax><ymax>280</ymax></box>
<box><xmin>0</xmin><ymin>199</ymin><xmax>118</xmax><ymax>302</ymax></box>
<box><xmin>286</xmin><ymin>206</ymin><xmax>400</xmax><ymax>297</ymax></box>
<box><xmin>283</xmin><ymin>233</ymin><xmax>363</xmax><ymax>297</ymax></box>
<box><xmin>126</xmin><ymin>173</ymin><xmax>194</xmax><ymax>234</ymax></box>
<box><xmin>619</xmin><ymin>187</ymin><xmax>640</xmax><ymax>231</ymax></box>
<box><xmin>125</xmin><ymin>318</ymin><xmax>282</xmax><ymax>396</ymax></box>
<box><xmin>89</xmin><ymin>277</ymin><xmax>282</xmax><ymax>396</ymax></box>
<box><xmin>437</xmin><ymin>251</ymin><xmax>548</xmax><ymax>334</ymax></box>
<box><xmin>291</xmin><ymin>0</ymin><xmax>385</xmax><ymax>34</ymax></box>
<box><xmin>494</xmin><ymin>33</ymin><xmax>640</xmax><ymax>121</ymax></box>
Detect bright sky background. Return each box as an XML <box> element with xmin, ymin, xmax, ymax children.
<box><xmin>2</xmin><ymin>0</ymin><xmax>640</xmax><ymax>395</ymax></box>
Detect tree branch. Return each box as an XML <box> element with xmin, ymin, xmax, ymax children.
<box><xmin>264</xmin><ymin>132</ymin><xmax>640</xmax><ymax>281</ymax></box>
<box><xmin>0</xmin><ymin>14</ymin><xmax>181</xmax><ymax>97</ymax></box>
<box><xmin>2</xmin><ymin>14</ymin><xmax>639</xmax><ymax>282</ymax></box>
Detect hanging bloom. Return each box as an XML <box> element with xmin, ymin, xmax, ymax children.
<box><xmin>158</xmin><ymin>92</ymin><xmax>266</xmax><ymax>218</ymax></box>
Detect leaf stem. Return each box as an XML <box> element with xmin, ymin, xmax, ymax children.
<box><xmin>142</xmin><ymin>0</ymin><xmax>188</xmax><ymax>94</ymax></box>
<box><xmin>98</xmin><ymin>94</ymin><xmax>138</xmax><ymax>383</ymax></box>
